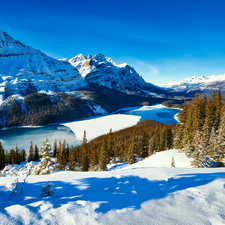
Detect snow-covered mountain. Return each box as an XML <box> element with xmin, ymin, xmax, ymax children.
<box><xmin>0</xmin><ymin>31</ymin><xmax>172</xmax><ymax>128</ymax></box>
<box><xmin>159</xmin><ymin>74</ymin><xmax>225</xmax><ymax>97</ymax></box>
<box><xmin>0</xmin><ymin>30</ymin><xmax>108</xmax><ymax>127</ymax></box>
<box><xmin>66</xmin><ymin>53</ymin><xmax>168</xmax><ymax>97</ymax></box>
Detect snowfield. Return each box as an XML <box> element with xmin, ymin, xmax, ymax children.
<box><xmin>63</xmin><ymin>114</ymin><xmax>141</xmax><ymax>141</ymax></box>
<box><xmin>1</xmin><ymin>150</ymin><xmax>225</xmax><ymax>224</ymax></box>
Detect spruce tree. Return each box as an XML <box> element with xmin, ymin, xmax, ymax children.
<box><xmin>9</xmin><ymin>149</ymin><xmax>15</xmax><ymax>164</ymax></box>
<box><xmin>34</xmin><ymin>144</ymin><xmax>40</xmax><ymax>161</ymax></box>
<box><xmin>128</xmin><ymin>143</ymin><xmax>136</xmax><ymax>164</ymax></box>
<box><xmin>15</xmin><ymin>145</ymin><xmax>20</xmax><ymax>164</ymax></box>
<box><xmin>0</xmin><ymin>142</ymin><xmax>5</xmax><ymax>170</ymax></box>
<box><xmin>32</xmin><ymin>138</ymin><xmax>57</xmax><ymax>175</ymax></box>
<box><xmin>108</xmin><ymin>129</ymin><xmax>114</xmax><ymax>158</ymax></box>
<box><xmin>215</xmin><ymin>90</ymin><xmax>223</xmax><ymax>129</ymax></box>
<box><xmin>53</xmin><ymin>139</ymin><xmax>57</xmax><ymax>157</ymax></box>
<box><xmin>99</xmin><ymin>137</ymin><xmax>108</xmax><ymax>171</ymax></box>
<box><xmin>179</xmin><ymin>99</ymin><xmax>188</xmax><ymax>123</ymax></box>
<box><xmin>20</xmin><ymin>149</ymin><xmax>26</xmax><ymax>162</ymax></box>
<box><xmin>68</xmin><ymin>149</ymin><xmax>76</xmax><ymax>171</ymax></box>
<box><xmin>28</xmin><ymin>141</ymin><xmax>34</xmax><ymax>162</ymax></box>
<box><xmin>58</xmin><ymin>141</ymin><xmax>67</xmax><ymax>170</ymax></box>
<box><xmin>140</xmin><ymin>128</ymin><xmax>149</xmax><ymax>158</ymax></box>
<box><xmin>90</xmin><ymin>142</ymin><xmax>98</xmax><ymax>169</ymax></box>
<box><xmin>216</xmin><ymin>108</ymin><xmax>225</xmax><ymax>166</ymax></box>
<box><xmin>166</xmin><ymin>126</ymin><xmax>174</xmax><ymax>149</ymax></box>
<box><xmin>81</xmin><ymin>131</ymin><xmax>90</xmax><ymax>171</ymax></box>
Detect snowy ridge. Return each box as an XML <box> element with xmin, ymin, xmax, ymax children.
<box><xmin>1</xmin><ymin>150</ymin><xmax>225</xmax><ymax>224</ymax></box>
<box><xmin>159</xmin><ymin>73</ymin><xmax>225</xmax><ymax>95</ymax></box>
<box><xmin>67</xmin><ymin>53</ymin><xmax>166</xmax><ymax>96</ymax></box>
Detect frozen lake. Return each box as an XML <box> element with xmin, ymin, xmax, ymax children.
<box><xmin>0</xmin><ymin>104</ymin><xmax>180</xmax><ymax>152</ymax></box>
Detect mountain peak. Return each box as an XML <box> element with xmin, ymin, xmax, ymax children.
<box><xmin>0</xmin><ymin>30</ymin><xmax>26</xmax><ymax>49</ymax></box>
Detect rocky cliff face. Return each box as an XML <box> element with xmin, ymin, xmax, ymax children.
<box><xmin>68</xmin><ymin>53</ymin><xmax>168</xmax><ymax>97</ymax></box>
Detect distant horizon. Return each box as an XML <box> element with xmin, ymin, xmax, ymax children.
<box><xmin>1</xmin><ymin>0</ymin><xmax>225</xmax><ymax>84</ymax></box>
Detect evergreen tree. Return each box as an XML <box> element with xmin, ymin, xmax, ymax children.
<box><xmin>9</xmin><ymin>149</ymin><xmax>15</xmax><ymax>164</ymax></box>
<box><xmin>179</xmin><ymin>99</ymin><xmax>188</xmax><ymax>123</ymax></box>
<box><xmin>166</xmin><ymin>125</ymin><xmax>174</xmax><ymax>149</ymax></box>
<box><xmin>15</xmin><ymin>145</ymin><xmax>20</xmax><ymax>164</ymax></box>
<box><xmin>34</xmin><ymin>144</ymin><xmax>40</xmax><ymax>161</ymax></box>
<box><xmin>208</xmin><ymin>127</ymin><xmax>217</xmax><ymax>161</ymax></box>
<box><xmin>53</xmin><ymin>139</ymin><xmax>57</xmax><ymax>157</ymax></box>
<box><xmin>152</xmin><ymin>125</ymin><xmax>161</xmax><ymax>152</ymax></box>
<box><xmin>58</xmin><ymin>141</ymin><xmax>67</xmax><ymax>170</ymax></box>
<box><xmin>32</xmin><ymin>138</ymin><xmax>57</xmax><ymax>175</ymax></box>
<box><xmin>108</xmin><ymin>129</ymin><xmax>114</xmax><ymax>158</ymax></box>
<box><xmin>99</xmin><ymin>137</ymin><xmax>108</xmax><ymax>171</ymax></box>
<box><xmin>40</xmin><ymin>181</ymin><xmax>54</xmax><ymax>197</ymax></box>
<box><xmin>90</xmin><ymin>142</ymin><xmax>98</xmax><ymax>168</ymax></box>
<box><xmin>20</xmin><ymin>149</ymin><xmax>26</xmax><ymax>162</ymax></box>
<box><xmin>215</xmin><ymin>90</ymin><xmax>223</xmax><ymax>128</ymax></box>
<box><xmin>140</xmin><ymin>128</ymin><xmax>149</xmax><ymax>158</ymax></box>
<box><xmin>28</xmin><ymin>141</ymin><xmax>34</xmax><ymax>162</ymax></box>
<box><xmin>0</xmin><ymin>142</ymin><xmax>5</xmax><ymax>170</ymax></box>
<box><xmin>128</xmin><ymin>143</ymin><xmax>136</xmax><ymax>164</ymax></box>
<box><xmin>81</xmin><ymin>131</ymin><xmax>90</xmax><ymax>171</ymax></box>
<box><xmin>216</xmin><ymin>108</ymin><xmax>225</xmax><ymax>166</ymax></box>
<box><xmin>68</xmin><ymin>148</ymin><xmax>76</xmax><ymax>171</ymax></box>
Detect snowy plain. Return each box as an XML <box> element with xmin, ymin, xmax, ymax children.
<box><xmin>1</xmin><ymin>150</ymin><xmax>225</xmax><ymax>224</ymax></box>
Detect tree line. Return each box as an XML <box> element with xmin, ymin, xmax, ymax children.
<box><xmin>0</xmin><ymin>119</ymin><xmax>177</xmax><ymax>171</ymax></box>
<box><xmin>174</xmin><ymin>90</ymin><xmax>225</xmax><ymax>167</ymax></box>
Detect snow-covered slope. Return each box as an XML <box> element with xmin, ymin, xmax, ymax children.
<box><xmin>1</xmin><ymin>150</ymin><xmax>225</xmax><ymax>224</ymax></box>
<box><xmin>67</xmin><ymin>53</ymin><xmax>169</xmax><ymax>97</ymax></box>
<box><xmin>159</xmin><ymin>74</ymin><xmax>225</xmax><ymax>97</ymax></box>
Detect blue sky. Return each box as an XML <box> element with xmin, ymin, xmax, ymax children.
<box><xmin>1</xmin><ymin>0</ymin><xmax>225</xmax><ymax>84</ymax></box>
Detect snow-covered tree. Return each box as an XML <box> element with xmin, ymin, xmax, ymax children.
<box><xmin>32</xmin><ymin>138</ymin><xmax>57</xmax><ymax>175</ymax></box>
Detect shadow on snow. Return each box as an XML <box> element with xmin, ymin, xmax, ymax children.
<box><xmin>1</xmin><ymin>172</ymin><xmax>225</xmax><ymax>217</ymax></box>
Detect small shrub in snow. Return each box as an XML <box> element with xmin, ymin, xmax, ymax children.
<box><xmin>40</xmin><ymin>181</ymin><xmax>54</xmax><ymax>197</ymax></box>
<box><xmin>171</xmin><ymin>156</ymin><xmax>175</xmax><ymax>167</ymax></box>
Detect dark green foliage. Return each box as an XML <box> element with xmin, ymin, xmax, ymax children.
<box><xmin>28</xmin><ymin>141</ymin><xmax>34</xmax><ymax>162</ymax></box>
<box><xmin>81</xmin><ymin>131</ymin><xmax>90</xmax><ymax>171</ymax></box>
<box><xmin>0</xmin><ymin>142</ymin><xmax>5</xmax><ymax>170</ymax></box>
<box><xmin>140</xmin><ymin>128</ymin><xmax>149</xmax><ymax>158</ymax></box>
<box><xmin>20</xmin><ymin>149</ymin><xmax>26</xmax><ymax>162</ymax></box>
<box><xmin>99</xmin><ymin>137</ymin><xmax>108</xmax><ymax>171</ymax></box>
<box><xmin>53</xmin><ymin>139</ymin><xmax>57</xmax><ymax>157</ymax></box>
<box><xmin>34</xmin><ymin>144</ymin><xmax>40</xmax><ymax>161</ymax></box>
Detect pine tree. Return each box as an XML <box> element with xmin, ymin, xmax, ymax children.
<box><xmin>57</xmin><ymin>141</ymin><xmax>67</xmax><ymax>170</ymax></box>
<box><xmin>128</xmin><ymin>143</ymin><xmax>136</xmax><ymax>164</ymax></box>
<box><xmin>28</xmin><ymin>141</ymin><xmax>34</xmax><ymax>162</ymax></box>
<box><xmin>9</xmin><ymin>149</ymin><xmax>15</xmax><ymax>164</ymax></box>
<box><xmin>32</xmin><ymin>138</ymin><xmax>57</xmax><ymax>175</ymax></box>
<box><xmin>15</xmin><ymin>145</ymin><xmax>20</xmax><ymax>164</ymax></box>
<box><xmin>34</xmin><ymin>144</ymin><xmax>40</xmax><ymax>161</ymax></box>
<box><xmin>40</xmin><ymin>181</ymin><xmax>54</xmax><ymax>197</ymax></box>
<box><xmin>179</xmin><ymin>99</ymin><xmax>188</xmax><ymax>123</ymax></box>
<box><xmin>90</xmin><ymin>142</ymin><xmax>98</xmax><ymax>169</ymax></box>
<box><xmin>191</xmin><ymin>131</ymin><xmax>205</xmax><ymax>168</ymax></box>
<box><xmin>140</xmin><ymin>128</ymin><xmax>149</xmax><ymax>158</ymax></box>
<box><xmin>215</xmin><ymin>90</ymin><xmax>223</xmax><ymax>129</ymax></box>
<box><xmin>0</xmin><ymin>142</ymin><xmax>5</xmax><ymax>170</ymax></box>
<box><xmin>81</xmin><ymin>131</ymin><xmax>90</xmax><ymax>171</ymax></box>
<box><xmin>99</xmin><ymin>137</ymin><xmax>108</xmax><ymax>171</ymax></box>
<box><xmin>53</xmin><ymin>139</ymin><xmax>57</xmax><ymax>157</ymax></box>
<box><xmin>208</xmin><ymin>127</ymin><xmax>217</xmax><ymax>162</ymax></box>
<box><xmin>68</xmin><ymin>149</ymin><xmax>76</xmax><ymax>171</ymax></box>
<box><xmin>108</xmin><ymin>129</ymin><xmax>114</xmax><ymax>158</ymax></box>
<box><xmin>216</xmin><ymin>108</ymin><xmax>225</xmax><ymax>166</ymax></box>
<box><xmin>166</xmin><ymin>125</ymin><xmax>174</xmax><ymax>149</ymax></box>
<box><xmin>20</xmin><ymin>149</ymin><xmax>26</xmax><ymax>162</ymax></box>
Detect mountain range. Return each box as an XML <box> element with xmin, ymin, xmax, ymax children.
<box><xmin>159</xmin><ymin>74</ymin><xmax>225</xmax><ymax>98</ymax></box>
<box><xmin>0</xmin><ymin>30</ymin><xmax>174</xmax><ymax>128</ymax></box>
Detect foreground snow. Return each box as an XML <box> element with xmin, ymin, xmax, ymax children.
<box><xmin>1</xmin><ymin>150</ymin><xmax>225</xmax><ymax>224</ymax></box>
